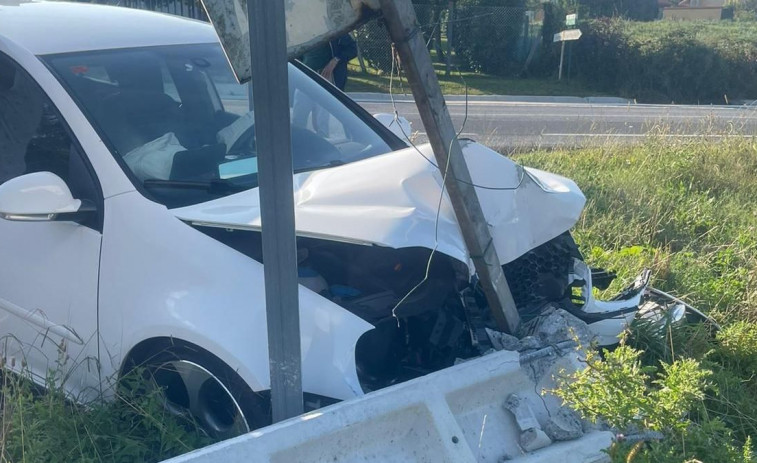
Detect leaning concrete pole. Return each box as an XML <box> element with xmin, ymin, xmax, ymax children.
<box><xmin>379</xmin><ymin>0</ymin><xmax>521</xmax><ymax>334</ymax></box>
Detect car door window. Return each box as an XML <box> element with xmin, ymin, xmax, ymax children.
<box><xmin>0</xmin><ymin>54</ymin><xmax>97</xmax><ymax>204</ymax></box>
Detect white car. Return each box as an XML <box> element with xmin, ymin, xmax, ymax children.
<box><xmin>0</xmin><ymin>0</ymin><xmax>645</xmax><ymax>440</ymax></box>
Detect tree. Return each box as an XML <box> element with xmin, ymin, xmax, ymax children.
<box><xmin>577</xmin><ymin>0</ymin><xmax>659</xmax><ymax>20</ymax></box>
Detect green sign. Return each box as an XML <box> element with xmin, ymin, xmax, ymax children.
<box><xmin>566</xmin><ymin>13</ymin><xmax>577</xmax><ymax>26</ymax></box>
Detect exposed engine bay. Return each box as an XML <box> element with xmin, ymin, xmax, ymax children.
<box><xmin>193</xmin><ymin>225</ymin><xmax>669</xmax><ymax>392</ymax></box>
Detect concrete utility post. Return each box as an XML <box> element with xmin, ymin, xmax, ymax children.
<box><xmin>247</xmin><ymin>0</ymin><xmax>304</xmax><ymax>421</ymax></box>
<box><xmin>379</xmin><ymin>0</ymin><xmax>521</xmax><ymax>334</ymax></box>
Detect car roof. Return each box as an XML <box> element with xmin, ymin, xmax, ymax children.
<box><xmin>0</xmin><ymin>0</ymin><xmax>218</xmax><ymax>56</ymax></box>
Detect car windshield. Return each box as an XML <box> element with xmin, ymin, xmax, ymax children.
<box><xmin>44</xmin><ymin>43</ymin><xmax>395</xmax><ymax>208</ymax></box>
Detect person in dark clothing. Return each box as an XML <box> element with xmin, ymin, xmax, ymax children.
<box><xmin>302</xmin><ymin>34</ymin><xmax>358</xmax><ymax>91</ymax></box>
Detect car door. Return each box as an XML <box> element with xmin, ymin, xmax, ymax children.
<box><xmin>0</xmin><ymin>52</ymin><xmax>103</xmax><ymax>398</ymax></box>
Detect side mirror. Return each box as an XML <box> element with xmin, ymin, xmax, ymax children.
<box><xmin>0</xmin><ymin>172</ymin><xmax>85</xmax><ymax>222</ymax></box>
<box><xmin>373</xmin><ymin>113</ymin><xmax>413</xmax><ymax>144</ymax></box>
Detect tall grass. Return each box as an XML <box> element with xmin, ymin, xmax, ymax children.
<box><xmin>518</xmin><ymin>135</ymin><xmax>757</xmax><ymax>322</ymax></box>
<box><xmin>517</xmin><ymin>135</ymin><xmax>757</xmax><ymax>462</ymax></box>
<box><xmin>0</xmin><ymin>366</ymin><xmax>209</xmax><ymax>463</ymax></box>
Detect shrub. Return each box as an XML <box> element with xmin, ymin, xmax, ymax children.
<box><xmin>577</xmin><ymin>0</ymin><xmax>659</xmax><ymax>21</ymax></box>
<box><xmin>571</xmin><ymin>19</ymin><xmax>757</xmax><ymax>103</ymax></box>
<box><xmin>729</xmin><ymin>0</ymin><xmax>757</xmax><ymax>20</ymax></box>
<box><xmin>554</xmin><ymin>345</ymin><xmax>712</xmax><ymax>432</ymax></box>
<box><xmin>554</xmin><ymin>343</ymin><xmax>756</xmax><ymax>462</ymax></box>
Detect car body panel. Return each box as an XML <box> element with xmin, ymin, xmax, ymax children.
<box><xmin>0</xmin><ymin>219</ymin><xmax>101</xmax><ymax>397</ymax></box>
<box><xmin>98</xmin><ymin>191</ymin><xmax>373</xmax><ymax>400</ymax></box>
<box><xmin>173</xmin><ymin>141</ymin><xmax>586</xmax><ymax>269</ymax></box>
<box><xmin>1</xmin><ymin>1</ymin><xmax>591</xmax><ymax>409</ymax></box>
<box><xmin>0</xmin><ymin>0</ymin><xmax>216</xmax><ymax>56</ymax></box>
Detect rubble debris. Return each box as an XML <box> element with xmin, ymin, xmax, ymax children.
<box><xmin>520</xmin><ymin>428</ymin><xmax>553</xmax><ymax>452</ymax></box>
<box><xmin>486</xmin><ymin>328</ymin><xmax>520</xmax><ymax>351</ymax></box>
<box><xmin>516</xmin><ymin>336</ymin><xmax>541</xmax><ymax>351</ymax></box>
<box><xmin>504</xmin><ymin>394</ymin><xmax>540</xmax><ymax>430</ymax></box>
<box><xmin>544</xmin><ymin>408</ymin><xmax>584</xmax><ymax>441</ymax></box>
<box><xmin>504</xmin><ymin>394</ymin><xmax>554</xmax><ymax>452</ymax></box>
<box><xmin>509</xmin><ymin>308</ymin><xmax>596</xmax><ymax>384</ymax></box>
<box><xmin>519</xmin><ymin>340</ymin><xmax>578</xmax><ymax>365</ymax></box>
<box><xmin>530</xmin><ymin>306</ymin><xmax>595</xmax><ymax>347</ymax></box>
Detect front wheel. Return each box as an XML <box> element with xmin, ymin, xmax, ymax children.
<box><xmin>127</xmin><ymin>344</ymin><xmax>270</xmax><ymax>441</ymax></box>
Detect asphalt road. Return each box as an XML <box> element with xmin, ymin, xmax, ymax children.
<box><xmin>350</xmin><ymin>93</ymin><xmax>757</xmax><ymax>151</ymax></box>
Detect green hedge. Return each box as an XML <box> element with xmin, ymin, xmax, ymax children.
<box><xmin>572</xmin><ymin>19</ymin><xmax>757</xmax><ymax>104</ymax></box>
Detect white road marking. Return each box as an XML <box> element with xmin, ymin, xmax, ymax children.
<box><xmin>542</xmin><ymin>133</ymin><xmax>756</xmax><ymax>138</ymax></box>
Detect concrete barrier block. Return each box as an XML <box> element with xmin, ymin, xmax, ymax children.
<box><xmin>163</xmin><ymin>350</ymin><xmax>611</xmax><ymax>463</ymax></box>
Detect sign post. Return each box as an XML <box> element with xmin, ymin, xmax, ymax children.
<box><xmin>553</xmin><ymin>29</ymin><xmax>582</xmax><ymax>80</ymax></box>
<box><xmin>247</xmin><ymin>0</ymin><xmax>304</xmax><ymax>422</ymax></box>
<box><xmin>201</xmin><ymin>0</ymin><xmax>381</xmax><ymax>424</ymax></box>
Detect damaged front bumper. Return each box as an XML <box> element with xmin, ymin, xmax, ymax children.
<box><xmin>568</xmin><ymin>259</ymin><xmax>650</xmax><ymax>346</ymax></box>
<box><xmin>521</xmin><ymin>258</ymin><xmax>716</xmax><ymax>347</ymax></box>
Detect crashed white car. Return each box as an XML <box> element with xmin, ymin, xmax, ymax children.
<box><xmin>0</xmin><ymin>1</ymin><xmax>649</xmax><ymax>439</ymax></box>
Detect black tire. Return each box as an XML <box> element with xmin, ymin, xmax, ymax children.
<box><xmin>123</xmin><ymin>341</ymin><xmax>271</xmax><ymax>440</ymax></box>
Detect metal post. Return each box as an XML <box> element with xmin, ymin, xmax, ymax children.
<box><xmin>247</xmin><ymin>0</ymin><xmax>304</xmax><ymax>422</ymax></box>
<box><xmin>379</xmin><ymin>0</ymin><xmax>521</xmax><ymax>334</ymax></box>
<box><xmin>356</xmin><ymin>38</ymin><xmax>368</xmax><ymax>74</ymax></box>
<box><xmin>558</xmin><ymin>40</ymin><xmax>565</xmax><ymax>80</ymax></box>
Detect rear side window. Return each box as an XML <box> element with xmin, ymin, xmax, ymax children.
<box><xmin>0</xmin><ymin>53</ymin><xmax>98</xmax><ymax>205</ymax></box>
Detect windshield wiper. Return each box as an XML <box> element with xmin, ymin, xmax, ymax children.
<box><xmin>143</xmin><ymin>178</ymin><xmax>252</xmax><ymax>194</ymax></box>
<box><xmin>293</xmin><ymin>160</ymin><xmax>346</xmax><ymax>174</ymax></box>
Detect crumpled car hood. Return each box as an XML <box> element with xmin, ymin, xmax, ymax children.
<box><xmin>171</xmin><ymin>141</ymin><xmax>586</xmax><ymax>268</ymax></box>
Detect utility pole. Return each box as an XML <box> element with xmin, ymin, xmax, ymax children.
<box><xmin>247</xmin><ymin>0</ymin><xmax>304</xmax><ymax>421</ymax></box>
<box><xmin>379</xmin><ymin>0</ymin><xmax>521</xmax><ymax>334</ymax></box>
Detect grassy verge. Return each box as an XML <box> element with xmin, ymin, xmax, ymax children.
<box><xmin>1</xmin><ymin>137</ymin><xmax>755</xmax><ymax>462</ymax></box>
<box><xmin>516</xmin><ymin>136</ymin><xmax>757</xmax><ymax>462</ymax></box>
<box><xmin>516</xmin><ymin>137</ymin><xmax>757</xmax><ymax>321</ymax></box>
<box><xmin>0</xmin><ymin>369</ymin><xmax>209</xmax><ymax>462</ymax></box>
<box><xmin>344</xmin><ymin>62</ymin><xmax>604</xmax><ymax>97</ymax></box>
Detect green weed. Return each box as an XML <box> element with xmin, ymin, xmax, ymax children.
<box><xmin>518</xmin><ymin>136</ymin><xmax>757</xmax><ymax>462</ymax></box>
<box><xmin>0</xmin><ymin>365</ymin><xmax>209</xmax><ymax>463</ymax></box>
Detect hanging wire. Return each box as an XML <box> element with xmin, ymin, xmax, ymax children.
<box><xmin>385</xmin><ymin>21</ymin><xmax>531</xmax><ymax>321</ymax></box>
<box><xmin>386</xmin><ymin>37</ymin><xmax>526</xmax><ymax>192</ymax></box>
<box><xmin>389</xmin><ymin>43</ymin><xmax>453</xmax><ymax>320</ymax></box>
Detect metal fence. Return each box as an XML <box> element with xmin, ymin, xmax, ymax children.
<box><xmin>354</xmin><ymin>3</ymin><xmax>545</xmax><ymax>77</ymax></box>
<box><xmin>82</xmin><ymin>0</ymin><xmax>546</xmax><ymax>77</ymax></box>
